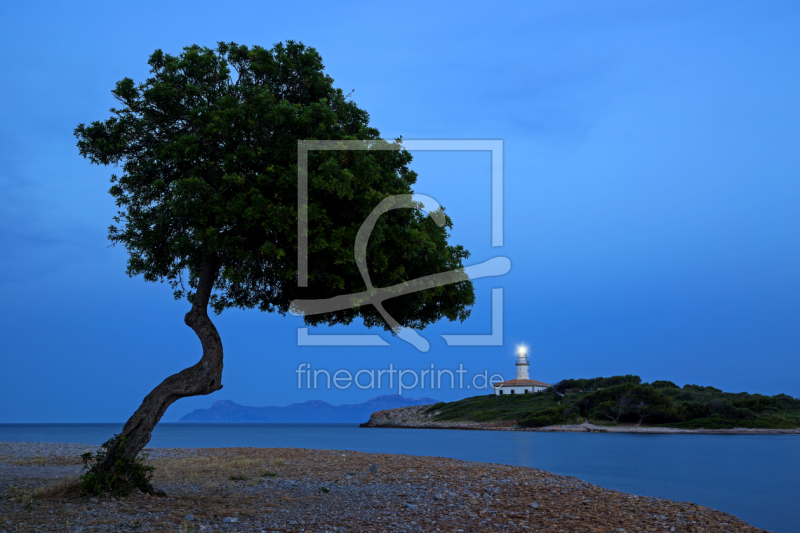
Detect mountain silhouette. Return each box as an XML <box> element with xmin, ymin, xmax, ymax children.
<box><xmin>178</xmin><ymin>394</ymin><xmax>439</xmax><ymax>423</ymax></box>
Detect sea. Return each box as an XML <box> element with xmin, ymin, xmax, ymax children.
<box><xmin>1</xmin><ymin>423</ymin><xmax>797</xmax><ymax>533</ymax></box>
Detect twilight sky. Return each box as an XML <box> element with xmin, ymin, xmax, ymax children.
<box><xmin>1</xmin><ymin>1</ymin><xmax>799</xmax><ymax>422</ymax></box>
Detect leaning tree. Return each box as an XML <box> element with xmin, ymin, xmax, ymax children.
<box><xmin>75</xmin><ymin>41</ymin><xmax>474</xmax><ymax>486</ymax></box>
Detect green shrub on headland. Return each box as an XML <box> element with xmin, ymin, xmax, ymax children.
<box><xmin>519</xmin><ymin>407</ymin><xmax>566</xmax><ymax>427</ymax></box>
<box><xmin>430</xmin><ymin>377</ymin><xmax>800</xmax><ymax>429</ymax></box>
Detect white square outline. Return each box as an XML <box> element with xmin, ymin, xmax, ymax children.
<box><xmin>297</xmin><ymin>139</ymin><xmax>504</xmax><ymax>347</ymax></box>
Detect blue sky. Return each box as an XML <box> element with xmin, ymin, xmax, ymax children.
<box><xmin>1</xmin><ymin>1</ymin><xmax>799</xmax><ymax>422</ymax></box>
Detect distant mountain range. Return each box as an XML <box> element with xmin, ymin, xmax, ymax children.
<box><xmin>178</xmin><ymin>394</ymin><xmax>439</xmax><ymax>423</ymax></box>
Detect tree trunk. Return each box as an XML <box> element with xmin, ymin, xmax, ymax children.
<box><xmin>100</xmin><ymin>255</ymin><xmax>223</xmax><ymax>474</ymax></box>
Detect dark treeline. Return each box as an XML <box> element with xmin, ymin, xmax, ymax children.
<box><xmin>428</xmin><ymin>376</ymin><xmax>800</xmax><ymax>429</ymax></box>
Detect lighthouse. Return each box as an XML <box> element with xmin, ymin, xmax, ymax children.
<box><xmin>515</xmin><ymin>346</ymin><xmax>530</xmax><ymax>380</ymax></box>
<box><xmin>493</xmin><ymin>345</ymin><xmax>551</xmax><ymax>395</ymax></box>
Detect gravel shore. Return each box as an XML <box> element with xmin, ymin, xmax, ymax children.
<box><xmin>0</xmin><ymin>441</ymin><xmax>765</xmax><ymax>532</ymax></box>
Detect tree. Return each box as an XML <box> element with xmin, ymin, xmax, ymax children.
<box><xmin>597</xmin><ymin>398</ymin><xmax>632</xmax><ymax>423</ymax></box>
<box><xmin>75</xmin><ymin>41</ymin><xmax>474</xmax><ymax>484</ymax></box>
<box><xmin>591</xmin><ymin>385</ymin><xmax>674</xmax><ymax>425</ymax></box>
<box><xmin>626</xmin><ymin>386</ymin><xmax>674</xmax><ymax>425</ymax></box>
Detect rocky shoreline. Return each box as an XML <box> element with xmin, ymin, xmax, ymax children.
<box><xmin>360</xmin><ymin>405</ymin><xmax>800</xmax><ymax>434</ymax></box>
<box><xmin>0</xmin><ymin>441</ymin><xmax>765</xmax><ymax>532</ymax></box>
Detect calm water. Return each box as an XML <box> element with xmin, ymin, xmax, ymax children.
<box><xmin>1</xmin><ymin>424</ymin><xmax>797</xmax><ymax>533</ymax></box>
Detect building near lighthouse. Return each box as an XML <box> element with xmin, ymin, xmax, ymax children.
<box><xmin>493</xmin><ymin>346</ymin><xmax>551</xmax><ymax>395</ymax></box>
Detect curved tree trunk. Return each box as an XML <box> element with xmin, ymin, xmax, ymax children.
<box><xmin>101</xmin><ymin>255</ymin><xmax>223</xmax><ymax>473</ymax></box>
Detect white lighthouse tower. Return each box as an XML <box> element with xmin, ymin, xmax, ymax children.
<box><xmin>515</xmin><ymin>346</ymin><xmax>530</xmax><ymax>379</ymax></box>
<box><xmin>493</xmin><ymin>345</ymin><xmax>551</xmax><ymax>395</ymax></box>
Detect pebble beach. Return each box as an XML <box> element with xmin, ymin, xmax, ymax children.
<box><xmin>0</xmin><ymin>441</ymin><xmax>766</xmax><ymax>533</ymax></box>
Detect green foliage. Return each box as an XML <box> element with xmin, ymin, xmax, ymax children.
<box><xmin>553</xmin><ymin>375</ymin><xmax>641</xmax><ymax>394</ymax></box>
<box><xmin>518</xmin><ymin>407</ymin><xmax>566</xmax><ymax>428</ymax></box>
<box><xmin>79</xmin><ymin>436</ymin><xmax>155</xmax><ymax>497</ymax></box>
<box><xmin>424</xmin><ymin>402</ymin><xmax>446</xmax><ymax>414</ymax></box>
<box><xmin>730</xmin><ymin>393</ymin><xmax>800</xmax><ymax>412</ymax></box>
<box><xmin>470</xmin><ymin>409</ymin><xmax>504</xmax><ymax>422</ymax></box>
<box><xmin>261</xmin><ymin>470</ymin><xmax>279</xmax><ymax>477</ymax></box>
<box><xmin>228</xmin><ymin>474</ymin><xmax>249</xmax><ymax>481</ymax></box>
<box><xmin>428</xmin><ymin>376</ymin><xmax>800</xmax><ymax>429</ymax></box>
<box><xmin>431</xmin><ymin>392</ymin><xmax>561</xmax><ymax>423</ymax></box>
<box><xmin>581</xmin><ymin>384</ymin><xmax>676</xmax><ymax>424</ymax></box>
<box><xmin>651</xmin><ymin>380</ymin><xmax>679</xmax><ymax>389</ymax></box>
<box><xmin>74</xmin><ymin>41</ymin><xmax>474</xmax><ymax>331</ymax></box>
<box><xmin>682</xmin><ymin>384</ymin><xmax>723</xmax><ymax>394</ymax></box>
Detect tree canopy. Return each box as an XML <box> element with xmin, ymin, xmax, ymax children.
<box><xmin>75</xmin><ymin>41</ymin><xmax>474</xmax><ymax>330</ymax></box>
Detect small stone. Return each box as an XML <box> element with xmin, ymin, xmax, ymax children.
<box><xmin>184</xmin><ymin>514</ymin><xmax>194</xmax><ymax>521</ymax></box>
<box><xmin>405</xmin><ymin>503</ymin><xmax>417</xmax><ymax>509</ymax></box>
<box><xmin>434</xmin><ymin>493</ymin><xmax>444</xmax><ymax>501</ymax></box>
<box><xmin>155</xmin><ymin>488</ymin><xmax>167</xmax><ymax>497</ymax></box>
<box><xmin>468</xmin><ymin>497</ymin><xmax>479</xmax><ymax>505</ymax></box>
<box><xmin>530</xmin><ymin>502</ymin><xmax>539</xmax><ymax>509</ymax></box>
<box><xmin>223</xmin><ymin>517</ymin><xmax>239</xmax><ymax>523</ymax></box>
<box><xmin>346</xmin><ymin>471</ymin><xmax>357</xmax><ymax>475</ymax></box>
<box><xmin>368</xmin><ymin>463</ymin><xmax>378</xmax><ymax>474</ymax></box>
